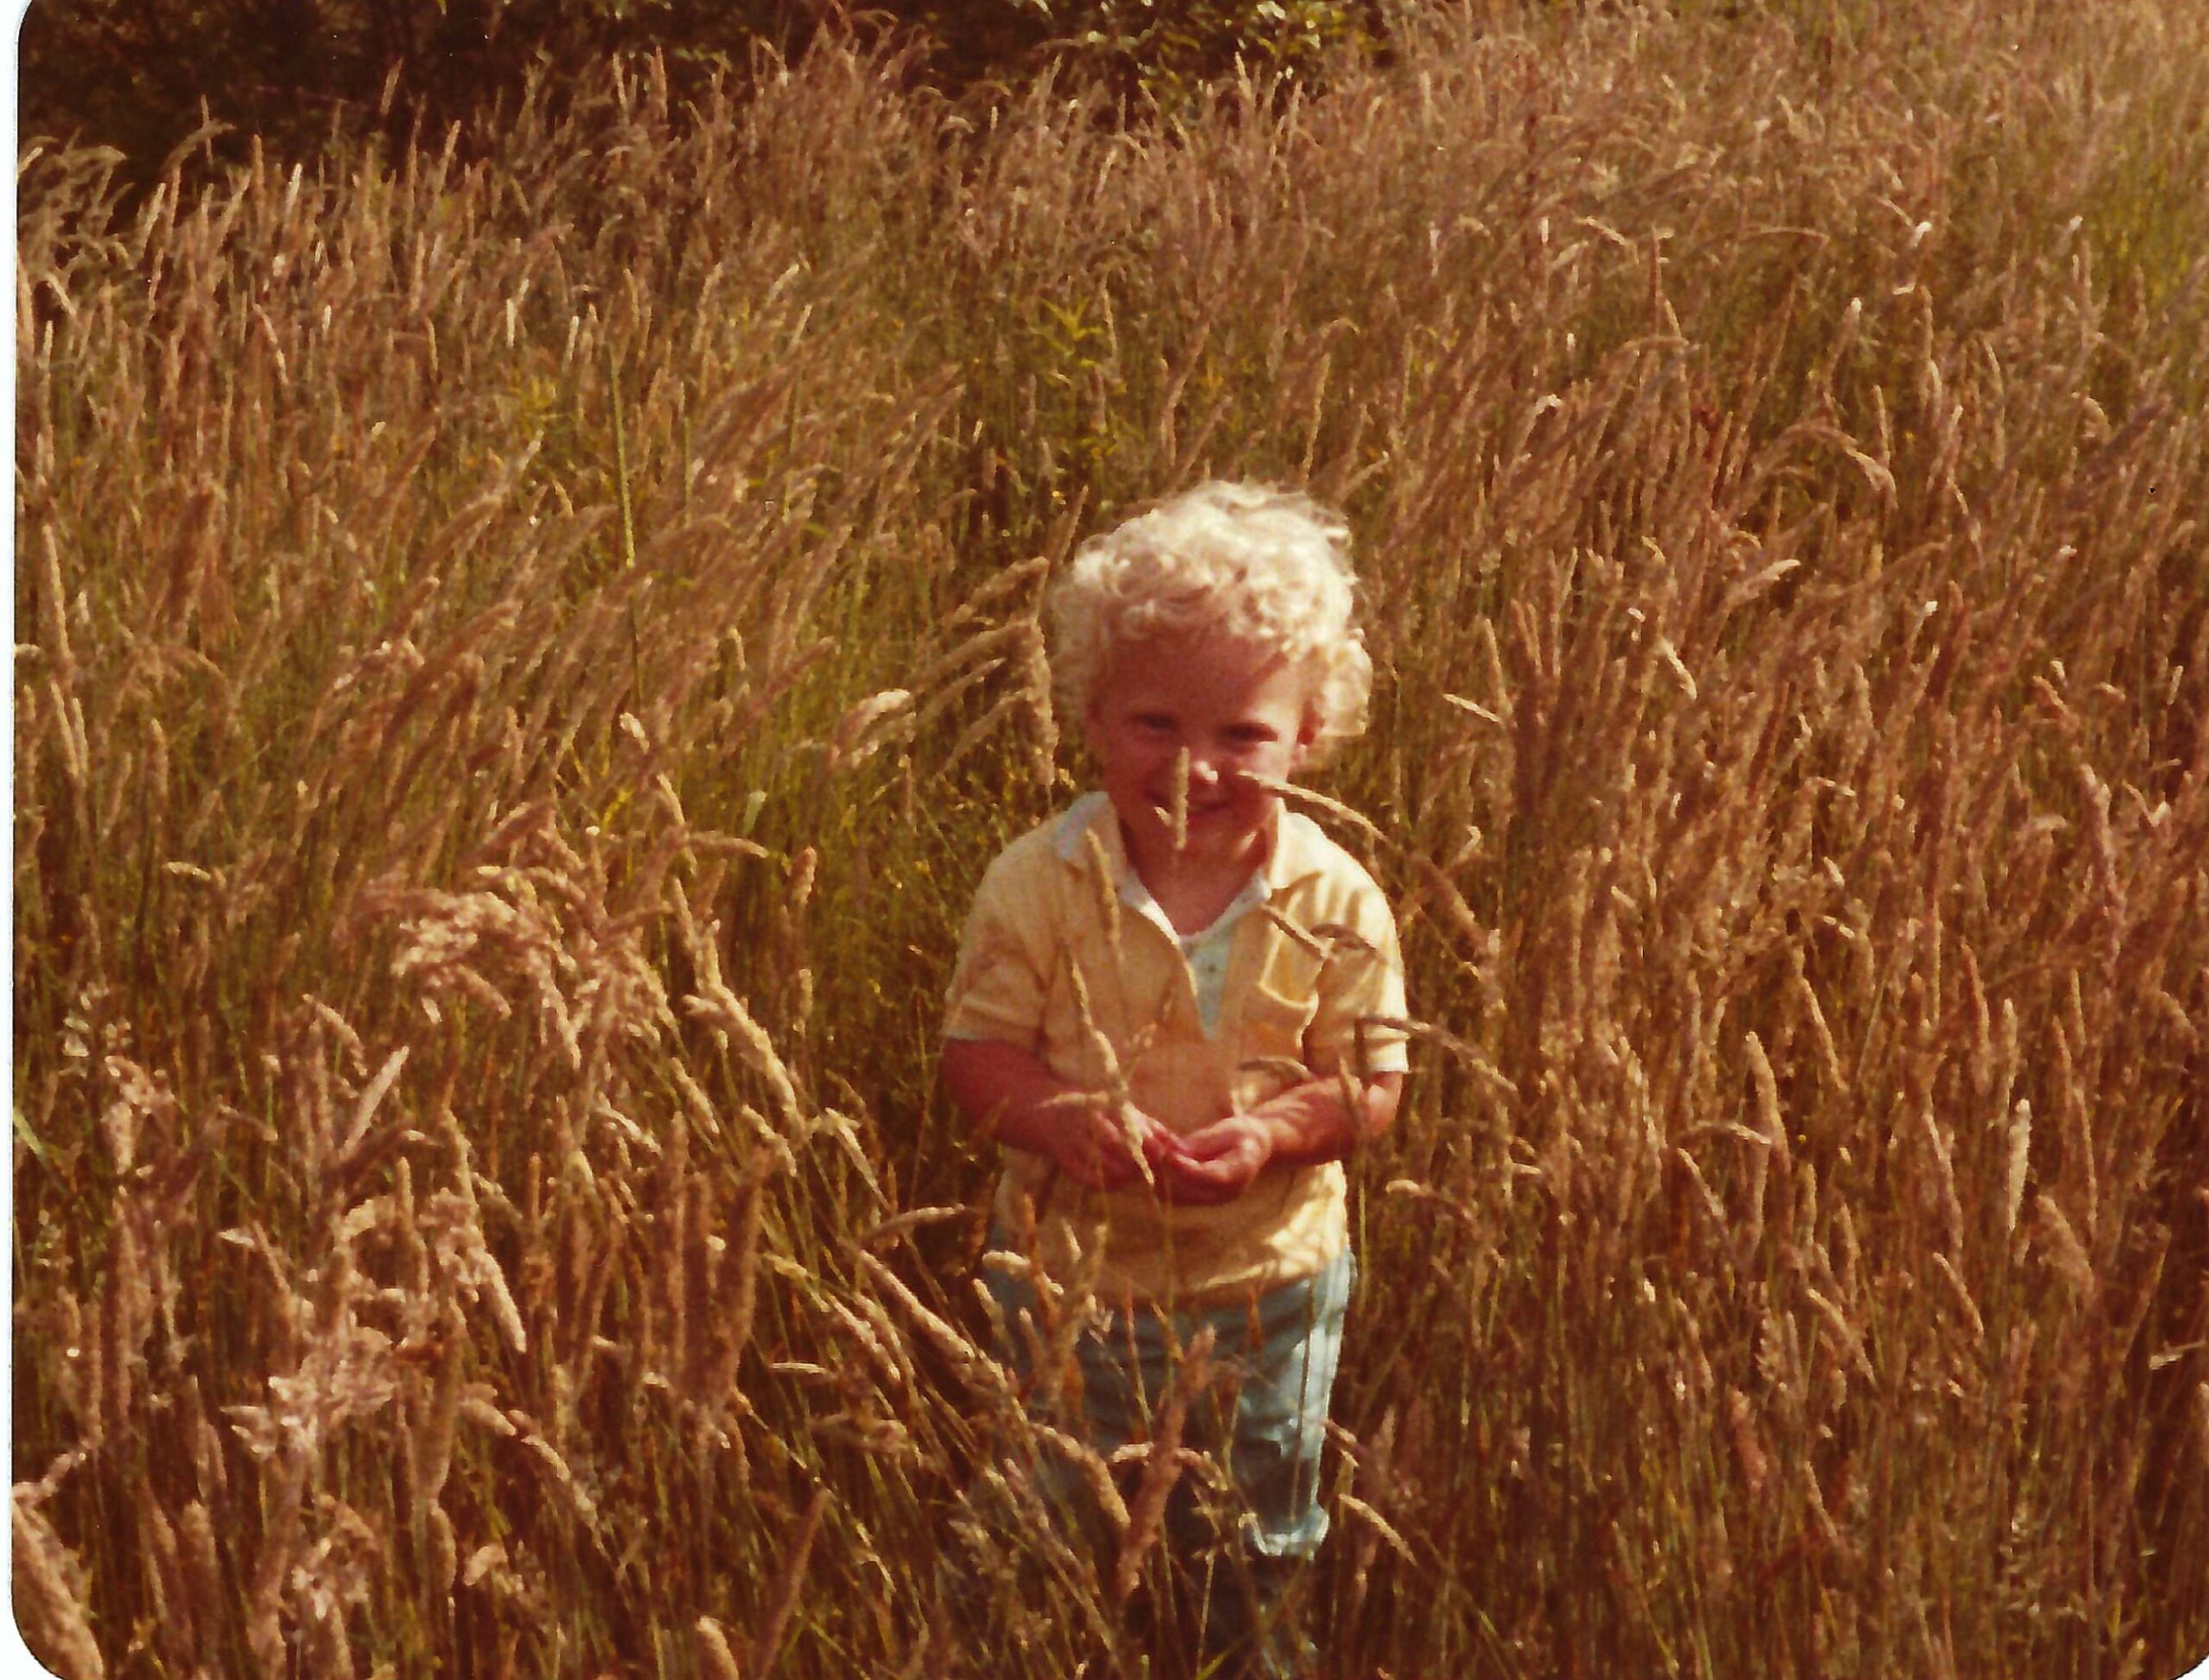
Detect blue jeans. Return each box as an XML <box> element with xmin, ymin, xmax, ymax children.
<box><xmin>984</xmin><ymin>1248</ymin><xmax>1356</xmax><ymax>1677</ymax></box>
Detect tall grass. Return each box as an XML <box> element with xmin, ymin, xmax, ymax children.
<box><xmin>15</xmin><ymin>3</ymin><xmax>2208</xmax><ymax>1675</ymax></box>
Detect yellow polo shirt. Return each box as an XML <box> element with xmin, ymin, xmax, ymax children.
<box><xmin>944</xmin><ymin>793</ymin><xmax>1410</xmax><ymax>1305</ymax></box>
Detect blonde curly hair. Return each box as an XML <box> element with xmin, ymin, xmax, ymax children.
<box><xmin>1048</xmin><ymin>481</ymin><xmax>1374</xmax><ymax>761</ymax></box>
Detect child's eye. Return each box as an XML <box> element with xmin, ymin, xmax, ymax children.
<box><xmin>1134</xmin><ymin>714</ymin><xmax>1174</xmax><ymax>732</ymax></box>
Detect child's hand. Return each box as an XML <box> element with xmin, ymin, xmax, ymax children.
<box><xmin>1157</xmin><ymin>1115</ymin><xmax>1276</xmax><ymax>1205</ymax></box>
<box><xmin>1161</xmin><ymin>1073</ymin><xmax>1403</xmax><ymax>1201</ymax></box>
<box><xmin>1054</xmin><ymin>1100</ymin><xmax>1186</xmax><ymax>1192</ymax></box>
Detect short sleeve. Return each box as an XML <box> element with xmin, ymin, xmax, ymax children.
<box><xmin>941</xmin><ymin>843</ymin><xmax>1055</xmax><ymax>1049</ymax></box>
<box><xmin>1305</xmin><ymin>875</ymin><xmax>1411</xmax><ymax>1079</ymax></box>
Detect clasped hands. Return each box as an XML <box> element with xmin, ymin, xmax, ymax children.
<box><xmin>1049</xmin><ymin>1098</ymin><xmax>1276</xmax><ymax>1205</ymax></box>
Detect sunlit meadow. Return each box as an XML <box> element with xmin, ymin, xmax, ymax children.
<box><xmin>14</xmin><ymin>2</ymin><xmax>2209</xmax><ymax>1675</ymax></box>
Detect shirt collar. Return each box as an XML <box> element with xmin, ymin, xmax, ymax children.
<box><xmin>1051</xmin><ymin>790</ymin><xmax>1329</xmax><ymax>896</ymax></box>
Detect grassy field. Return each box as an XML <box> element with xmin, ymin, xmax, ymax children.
<box><xmin>13</xmin><ymin>2</ymin><xmax>2209</xmax><ymax>1675</ymax></box>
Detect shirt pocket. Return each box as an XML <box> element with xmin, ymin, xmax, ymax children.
<box><xmin>1231</xmin><ymin>980</ymin><xmax>1319</xmax><ymax>1111</ymax></box>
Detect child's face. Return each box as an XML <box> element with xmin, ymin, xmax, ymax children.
<box><xmin>1086</xmin><ymin>629</ymin><xmax>1317</xmax><ymax>871</ymax></box>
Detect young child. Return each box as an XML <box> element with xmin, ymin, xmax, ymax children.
<box><xmin>941</xmin><ymin>481</ymin><xmax>1409</xmax><ymax>1677</ymax></box>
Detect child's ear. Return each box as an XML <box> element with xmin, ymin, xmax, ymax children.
<box><xmin>1292</xmin><ymin>708</ymin><xmax>1321</xmax><ymax>764</ymax></box>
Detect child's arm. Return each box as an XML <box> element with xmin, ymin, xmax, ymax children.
<box><xmin>941</xmin><ymin>1037</ymin><xmax>1186</xmax><ymax>1192</ymax></box>
<box><xmin>1164</xmin><ymin>1072</ymin><xmax>1403</xmax><ymax>1205</ymax></box>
